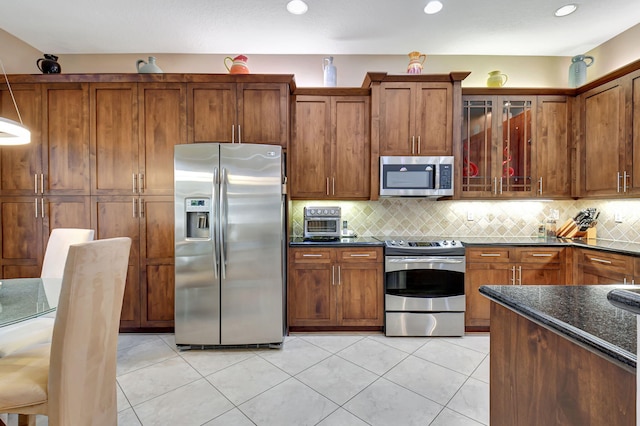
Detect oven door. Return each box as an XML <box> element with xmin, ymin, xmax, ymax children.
<box><xmin>384</xmin><ymin>255</ymin><xmax>465</xmax><ymax>311</ymax></box>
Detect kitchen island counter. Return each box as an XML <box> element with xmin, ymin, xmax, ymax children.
<box><xmin>480</xmin><ymin>284</ymin><xmax>636</xmax><ymax>425</ymax></box>
<box><xmin>462</xmin><ymin>236</ymin><xmax>640</xmax><ymax>257</ymax></box>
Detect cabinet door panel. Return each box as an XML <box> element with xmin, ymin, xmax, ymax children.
<box><xmin>582</xmin><ymin>83</ymin><xmax>625</xmax><ymax>196</ymax></box>
<box><xmin>139</xmin><ymin>84</ymin><xmax>186</xmax><ymax>195</ymax></box>
<box><xmin>290</xmin><ymin>96</ymin><xmax>332</xmax><ymax>198</ymax></box>
<box><xmin>288</xmin><ymin>266</ymin><xmax>334</xmax><ymax>326</ymax></box>
<box><xmin>0</xmin><ymin>84</ymin><xmax>42</xmax><ymax>194</ymax></box>
<box><xmin>536</xmin><ymin>96</ymin><xmax>570</xmax><ymax>197</ymax></box>
<box><xmin>379</xmin><ymin>84</ymin><xmax>414</xmax><ymax>155</ymax></box>
<box><xmin>0</xmin><ymin>198</ymin><xmax>41</xmax><ymax>274</ymax></box>
<box><xmin>142</xmin><ymin>264</ymin><xmax>174</xmax><ymax>325</ymax></box>
<box><xmin>462</xmin><ymin>97</ymin><xmax>495</xmax><ymax>195</ymax></box>
<box><xmin>519</xmin><ymin>265</ymin><xmax>563</xmax><ymax>285</ymax></box>
<box><xmin>415</xmin><ymin>83</ymin><xmax>452</xmax><ymax>155</ymax></box>
<box><xmin>189</xmin><ymin>83</ymin><xmax>236</xmax><ymax>143</ymax></box>
<box><xmin>43</xmin><ymin>196</ymin><xmax>91</xmax><ymax>235</ymax></box>
<box><xmin>632</xmin><ymin>73</ymin><xmax>640</xmax><ymax>192</ymax></box>
<box><xmin>332</xmin><ymin>97</ymin><xmax>370</xmax><ymax>198</ymax></box>
<box><xmin>499</xmin><ymin>98</ymin><xmax>534</xmax><ymax>194</ymax></box>
<box><xmin>42</xmin><ymin>84</ymin><xmax>90</xmax><ymax>194</ymax></box>
<box><xmin>238</xmin><ymin>83</ymin><xmax>287</xmax><ymax>146</ymax></box>
<box><xmin>339</xmin><ymin>263</ymin><xmax>383</xmax><ymax>326</ymax></box>
<box><xmin>91</xmin><ymin>84</ymin><xmax>138</xmax><ymax>194</ymax></box>
<box><xmin>465</xmin><ymin>263</ymin><xmax>511</xmax><ymax>328</ymax></box>
<box><xmin>92</xmin><ymin>197</ymin><xmax>141</xmax><ymax>328</ymax></box>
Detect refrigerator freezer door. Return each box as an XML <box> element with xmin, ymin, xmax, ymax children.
<box><xmin>219</xmin><ymin>144</ymin><xmax>284</xmax><ymax>345</ymax></box>
<box><xmin>174</xmin><ymin>144</ymin><xmax>220</xmax><ymax>345</ymax></box>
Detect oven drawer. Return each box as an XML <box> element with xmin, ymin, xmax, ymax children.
<box><xmin>385</xmin><ymin>294</ymin><xmax>465</xmax><ymax>311</ymax></box>
<box><xmin>385</xmin><ymin>312</ymin><xmax>464</xmax><ymax>336</ymax></box>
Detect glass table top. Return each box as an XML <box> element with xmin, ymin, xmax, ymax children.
<box><xmin>0</xmin><ymin>278</ymin><xmax>61</xmax><ymax>327</ymax></box>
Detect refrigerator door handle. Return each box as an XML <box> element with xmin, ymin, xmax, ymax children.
<box><xmin>213</xmin><ymin>167</ymin><xmax>220</xmax><ymax>279</ymax></box>
<box><xmin>221</xmin><ymin>167</ymin><xmax>229</xmax><ymax>279</ymax></box>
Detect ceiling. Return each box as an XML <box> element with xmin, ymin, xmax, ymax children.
<box><xmin>1</xmin><ymin>0</ymin><xmax>639</xmax><ymax>57</ymax></box>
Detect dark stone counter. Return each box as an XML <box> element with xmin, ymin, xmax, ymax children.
<box><xmin>289</xmin><ymin>236</ymin><xmax>384</xmax><ymax>247</ymax></box>
<box><xmin>479</xmin><ymin>284</ymin><xmax>637</xmax><ymax>371</ymax></box>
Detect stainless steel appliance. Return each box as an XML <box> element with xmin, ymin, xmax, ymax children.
<box><xmin>303</xmin><ymin>206</ymin><xmax>341</xmax><ymax>241</ymax></box>
<box><xmin>174</xmin><ymin>143</ymin><xmax>285</xmax><ymax>348</ymax></box>
<box><xmin>384</xmin><ymin>239</ymin><xmax>465</xmax><ymax>336</ymax></box>
<box><xmin>380</xmin><ymin>156</ymin><xmax>454</xmax><ymax>197</ymax></box>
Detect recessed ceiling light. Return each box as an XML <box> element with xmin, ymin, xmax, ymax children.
<box><xmin>554</xmin><ymin>4</ymin><xmax>578</xmax><ymax>17</ymax></box>
<box><xmin>287</xmin><ymin>0</ymin><xmax>308</xmax><ymax>15</ymax></box>
<box><xmin>424</xmin><ymin>0</ymin><xmax>443</xmax><ymax>14</ymax></box>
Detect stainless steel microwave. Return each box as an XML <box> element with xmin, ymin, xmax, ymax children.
<box><xmin>379</xmin><ymin>156</ymin><xmax>454</xmax><ymax>197</ymax></box>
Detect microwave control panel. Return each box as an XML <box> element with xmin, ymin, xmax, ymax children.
<box><xmin>439</xmin><ymin>164</ymin><xmax>453</xmax><ymax>189</ymax></box>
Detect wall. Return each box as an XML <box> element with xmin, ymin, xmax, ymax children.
<box><xmin>291</xmin><ymin>199</ymin><xmax>640</xmax><ymax>244</ymax></box>
<box><xmin>1</xmin><ymin>24</ymin><xmax>638</xmax><ymax>88</ymax></box>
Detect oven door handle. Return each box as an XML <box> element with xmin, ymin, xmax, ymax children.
<box><xmin>388</xmin><ymin>258</ymin><xmax>464</xmax><ymax>264</ymax></box>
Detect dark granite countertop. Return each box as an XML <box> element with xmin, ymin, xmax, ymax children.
<box><xmin>479</xmin><ymin>284</ymin><xmax>637</xmax><ymax>371</ymax></box>
<box><xmin>289</xmin><ymin>236</ymin><xmax>384</xmax><ymax>247</ymax></box>
<box><xmin>608</xmin><ymin>288</ymin><xmax>640</xmax><ymax>316</ymax></box>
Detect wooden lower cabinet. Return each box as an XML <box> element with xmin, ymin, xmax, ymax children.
<box><xmin>574</xmin><ymin>248</ymin><xmax>635</xmax><ymax>284</ymax></box>
<box><xmin>465</xmin><ymin>246</ymin><xmax>566</xmax><ymax>330</ymax></box>
<box><xmin>288</xmin><ymin>246</ymin><xmax>383</xmax><ymax>330</ymax></box>
<box><xmin>92</xmin><ymin>195</ymin><xmax>174</xmax><ymax>330</ymax></box>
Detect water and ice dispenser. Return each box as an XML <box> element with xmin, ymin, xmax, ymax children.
<box><xmin>185</xmin><ymin>198</ymin><xmax>211</xmax><ymax>239</ymax></box>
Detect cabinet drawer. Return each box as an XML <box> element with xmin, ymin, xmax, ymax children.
<box><xmin>578</xmin><ymin>249</ymin><xmax>633</xmax><ymax>273</ymax></box>
<box><xmin>291</xmin><ymin>249</ymin><xmax>332</xmax><ymax>264</ymax></box>
<box><xmin>516</xmin><ymin>248</ymin><xmax>563</xmax><ymax>264</ymax></box>
<box><xmin>466</xmin><ymin>248</ymin><xmax>511</xmax><ymax>263</ymax></box>
<box><xmin>338</xmin><ymin>248</ymin><xmax>381</xmax><ymax>263</ymax></box>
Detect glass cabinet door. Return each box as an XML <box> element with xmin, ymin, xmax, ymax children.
<box><xmin>462</xmin><ymin>98</ymin><xmax>494</xmax><ymax>194</ymax></box>
<box><xmin>500</xmin><ymin>98</ymin><xmax>533</xmax><ymax>194</ymax></box>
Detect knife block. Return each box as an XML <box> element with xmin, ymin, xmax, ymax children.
<box><xmin>556</xmin><ymin>218</ymin><xmax>596</xmax><ymax>239</ymax></box>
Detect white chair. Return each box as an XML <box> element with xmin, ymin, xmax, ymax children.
<box><xmin>0</xmin><ymin>229</ymin><xmax>94</xmax><ymax>359</ymax></box>
<box><xmin>0</xmin><ymin>237</ymin><xmax>132</xmax><ymax>426</ymax></box>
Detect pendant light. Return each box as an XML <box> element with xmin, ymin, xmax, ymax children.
<box><xmin>0</xmin><ymin>58</ymin><xmax>31</xmax><ymax>145</ymax></box>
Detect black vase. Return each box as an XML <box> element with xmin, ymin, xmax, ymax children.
<box><xmin>37</xmin><ymin>54</ymin><xmax>61</xmax><ymax>74</ymax></box>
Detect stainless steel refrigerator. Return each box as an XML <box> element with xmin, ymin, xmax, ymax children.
<box><xmin>174</xmin><ymin>143</ymin><xmax>285</xmax><ymax>347</ymax></box>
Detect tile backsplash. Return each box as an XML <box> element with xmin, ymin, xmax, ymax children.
<box><xmin>291</xmin><ymin>199</ymin><xmax>640</xmax><ymax>243</ymax></box>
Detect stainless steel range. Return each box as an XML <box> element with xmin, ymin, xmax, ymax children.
<box><xmin>384</xmin><ymin>239</ymin><xmax>465</xmax><ymax>336</ymax></box>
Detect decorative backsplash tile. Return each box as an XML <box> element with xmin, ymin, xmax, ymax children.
<box><xmin>291</xmin><ymin>199</ymin><xmax>640</xmax><ymax>243</ymax></box>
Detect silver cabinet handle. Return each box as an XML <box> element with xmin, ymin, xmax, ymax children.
<box><xmin>493</xmin><ymin>177</ymin><xmax>498</xmax><ymax>194</ymax></box>
<box><xmin>538</xmin><ymin>177</ymin><xmax>543</xmax><ymax>195</ymax></box>
<box><xmin>511</xmin><ymin>266</ymin><xmax>515</xmax><ymax>285</ymax></box>
<box><xmin>411</xmin><ymin>136</ymin><xmax>415</xmax><ymax>155</ymax></box>
<box><xmin>326</xmin><ymin>177</ymin><xmax>330</xmax><ymax>196</ymax></box>
<box><xmin>238</xmin><ymin>125</ymin><xmax>241</xmax><ymax>143</ymax></box>
<box><xmin>132</xmin><ymin>197</ymin><xmax>137</xmax><ymax>218</ymax></box>
<box><xmin>34</xmin><ymin>174</ymin><xmax>38</xmax><ymax>194</ymax></box>
<box><xmin>34</xmin><ymin>198</ymin><xmax>38</xmax><ymax>218</ymax></box>
<box><xmin>41</xmin><ymin>197</ymin><xmax>44</xmax><ymax>218</ymax></box>
<box><xmin>480</xmin><ymin>253</ymin><xmax>502</xmax><ymax>257</ymax></box>
<box><xmin>617</xmin><ymin>172</ymin><xmax>621</xmax><ymax>193</ymax></box>
<box><xmin>350</xmin><ymin>254</ymin><xmax>370</xmax><ymax>257</ymax></box>
<box><xmin>332</xmin><ymin>265</ymin><xmax>335</xmax><ymax>286</ymax></box>
<box><xmin>332</xmin><ymin>177</ymin><xmax>335</xmax><ymax>195</ymax></box>
<box><xmin>139</xmin><ymin>173</ymin><xmax>144</xmax><ymax>193</ymax></box>
<box><xmin>302</xmin><ymin>254</ymin><xmax>323</xmax><ymax>257</ymax></box>
<box><xmin>417</xmin><ymin>136</ymin><xmax>421</xmax><ymax>155</ymax></box>
<box><xmin>623</xmin><ymin>171</ymin><xmax>628</xmax><ymax>192</ymax></box>
<box><xmin>499</xmin><ymin>177</ymin><xmax>503</xmax><ymax>194</ymax></box>
<box><xmin>337</xmin><ymin>265</ymin><xmax>341</xmax><ymax>286</ymax></box>
<box><xmin>231</xmin><ymin>125</ymin><xmax>235</xmax><ymax>143</ymax></box>
<box><xmin>589</xmin><ymin>257</ymin><xmax>612</xmax><ymax>264</ymax></box>
<box><xmin>139</xmin><ymin>198</ymin><xmax>144</xmax><ymax>217</ymax></box>
<box><xmin>532</xmin><ymin>253</ymin><xmax>553</xmax><ymax>257</ymax></box>
<box><xmin>518</xmin><ymin>265</ymin><xmax>522</xmax><ymax>285</ymax></box>
<box><xmin>41</xmin><ymin>174</ymin><xmax>44</xmax><ymax>194</ymax></box>
<box><xmin>132</xmin><ymin>173</ymin><xmax>137</xmax><ymax>193</ymax></box>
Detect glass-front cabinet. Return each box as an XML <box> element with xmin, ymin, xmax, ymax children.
<box><xmin>461</xmin><ymin>95</ymin><xmax>534</xmax><ymax>198</ymax></box>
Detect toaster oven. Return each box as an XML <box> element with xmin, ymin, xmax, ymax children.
<box><xmin>303</xmin><ymin>206</ymin><xmax>341</xmax><ymax>241</ymax></box>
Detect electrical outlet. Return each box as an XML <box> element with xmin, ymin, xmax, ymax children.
<box><xmin>550</xmin><ymin>209</ymin><xmax>560</xmax><ymax>220</ymax></box>
<box><xmin>615</xmin><ymin>212</ymin><xmax>623</xmax><ymax>223</ymax></box>
<box><xmin>467</xmin><ymin>211</ymin><xmax>474</xmax><ymax>221</ymax></box>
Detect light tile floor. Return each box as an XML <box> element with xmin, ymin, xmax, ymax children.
<box><xmin>2</xmin><ymin>333</ymin><xmax>490</xmax><ymax>426</ymax></box>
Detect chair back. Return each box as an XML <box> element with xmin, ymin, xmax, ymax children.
<box><xmin>41</xmin><ymin>228</ymin><xmax>95</xmax><ymax>279</ymax></box>
<box><xmin>47</xmin><ymin>237</ymin><xmax>131</xmax><ymax>426</ymax></box>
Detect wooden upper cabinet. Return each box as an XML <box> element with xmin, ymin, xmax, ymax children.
<box><xmin>138</xmin><ymin>83</ymin><xmax>186</xmax><ymax>195</ymax></box>
<box><xmin>90</xmin><ymin>83</ymin><xmax>138</xmax><ymax>195</ymax></box>
<box><xmin>290</xmin><ymin>94</ymin><xmax>370</xmax><ymax>199</ymax></box>
<box><xmin>379</xmin><ymin>82</ymin><xmax>452</xmax><ymax>156</ymax></box>
<box><xmin>630</xmin><ymin>71</ymin><xmax>640</xmax><ymax>194</ymax></box>
<box><xmin>580</xmin><ymin>79</ymin><xmax>627</xmax><ymax>197</ymax></box>
<box><xmin>535</xmin><ymin>96</ymin><xmax>571</xmax><ymax>198</ymax></box>
<box><xmin>0</xmin><ymin>84</ymin><xmax>42</xmax><ymax>195</ymax></box>
<box><xmin>188</xmin><ymin>83</ymin><xmax>237</xmax><ymax>143</ymax></box>
<box><xmin>41</xmin><ymin>83</ymin><xmax>90</xmax><ymax>195</ymax></box>
<box><xmin>237</xmin><ymin>83</ymin><xmax>288</xmax><ymax>146</ymax></box>
<box><xmin>188</xmin><ymin>82</ymin><xmax>289</xmax><ymax>146</ymax></box>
